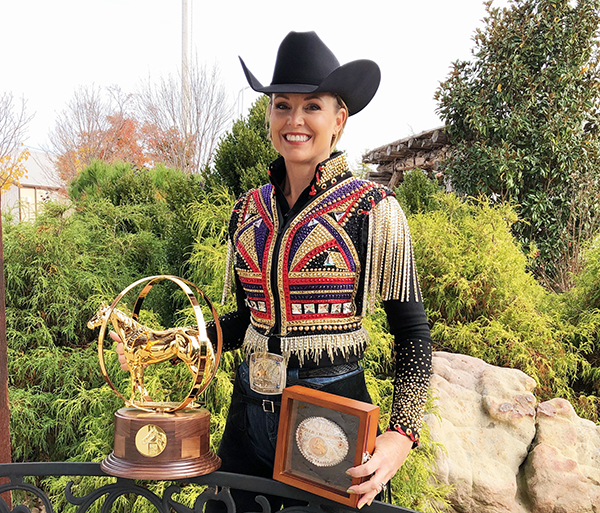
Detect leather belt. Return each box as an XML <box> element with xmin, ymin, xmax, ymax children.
<box><xmin>296</xmin><ymin>361</ymin><xmax>359</xmax><ymax>378</ymax></box>
<box><xmin>241</xmin><ymin>396</ymin><xmax>281</xmax><ymax>413</ymax></box>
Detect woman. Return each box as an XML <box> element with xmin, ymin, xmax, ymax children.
<box><xmin>116</xmin><ymin>31</ymin><xmax>431</xmax><ymax>511</ymax></box>
<box><xmin>210</xmin><ymin>31</ymin><xmax>432</xmax><ymax>511</ymax></box>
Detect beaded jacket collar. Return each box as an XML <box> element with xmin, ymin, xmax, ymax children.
<box><xmin>224</xmin><ymin>153</ymin><xmax>420</xmax><ymax>364</ymax></box>
<box><xmin>267</xmin><ymin>151</ymin><xmax>352</xmax><ymax>200</ymax></box>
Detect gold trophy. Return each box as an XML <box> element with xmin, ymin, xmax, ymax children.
<box><xmin>87</xmin><ymin>275</ymin><xmax>222</xmax><ymax>479</ymax></box>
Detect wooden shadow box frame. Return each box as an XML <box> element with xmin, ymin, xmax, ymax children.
<box><xmin>273</xmin><ymin>385</ymin><xmax>379</xmax><ymax>508</ymax></box>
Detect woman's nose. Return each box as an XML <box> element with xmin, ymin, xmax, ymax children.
<box><xmin>288</xmin><ymin>107</ymin><xmax>304</xmax><ymax>126</ymax></box>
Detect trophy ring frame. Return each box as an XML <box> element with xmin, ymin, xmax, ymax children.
<box><xmin>96</xmin><ymin>274</ymin><xmax>223</xmax><ymax>412</ymax></box>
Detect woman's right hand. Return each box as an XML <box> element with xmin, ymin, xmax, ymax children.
<box><xmin>109</xmin><ymin>331</ymin><xmax>130</xmax><ymax>371</ymax></box>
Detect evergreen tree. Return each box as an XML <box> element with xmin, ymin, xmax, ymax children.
<box><xmin>207</xmin><ymin>96</ymin><xmax>279</xmax><ymax>197</ymax></box>
<box><xmin>435</xmin><ymin>0</ymin><xmax>600</xmax><ymax>290</ymax></box>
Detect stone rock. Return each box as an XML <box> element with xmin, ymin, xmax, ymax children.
<box><xmin>425</xmin><ymin>352</ymin><xmax>600</xmax><ymax>513</ymax></box>
<box><xmin>522</xmin><ymin>398</ymin><xmax>600</xmax><ymax>513</ymax></box>
<box><xmin>425</xmin><ymin>352</ymin><xmax>537</xmax><ymax>513</ymax></box>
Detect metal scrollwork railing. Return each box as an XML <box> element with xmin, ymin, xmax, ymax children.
<box><xmin>0</xmin><ymin>463</ymin><xmax>420</xmax><ymax>513</ymax></box>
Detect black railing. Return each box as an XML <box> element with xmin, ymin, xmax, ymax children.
<box><xmin>0</xmin><ymin>463</ymin><xmax>419</xmax><ymax>513</ymax></box>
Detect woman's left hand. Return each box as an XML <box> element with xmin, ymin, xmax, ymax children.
<box><xmin>345</xmin><ymin>430</ymin><xmax>413</xmax><ymax>509</ymax></box>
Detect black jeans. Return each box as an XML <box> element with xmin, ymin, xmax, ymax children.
<box><xmin>205</xmin><ymin>361</ymin><xmax>372</xmax><ymax>513</ymax></box>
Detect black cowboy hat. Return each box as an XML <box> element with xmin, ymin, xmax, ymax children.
<box><xmin>239</xmin><ymin>31</ymin><xmax>380</xmax><ymax>116</ymax></box>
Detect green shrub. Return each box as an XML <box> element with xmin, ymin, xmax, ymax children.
<box><xmin>206</xmin><ymin>96</ymin><xmax>278</xmax><ymax>197</ymax></box>
<box><xmin>5</xmin><ymin>162</ymin><xmax>227</xmax><ymax>467</ymax></box>
<box><xmin>395</xmin><ymin>168</ymin><xmax>442</xmax><ymax>216</ymax></box>
<box><xmin>568</xmin><ymin>235</ymin><xmax>600</xmax><ymax>312</ymax></box>
<box><xmin>410</xmin><ymin>192</ymin><xmax>599</xmax><ymax>419</ymax></box>
<box><xmin>411</xmin><ymin>194</ymin><xmax>543</xmax><ymax>323</ymax></box>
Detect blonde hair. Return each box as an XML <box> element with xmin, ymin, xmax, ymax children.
<box><xmin>331</xmin><ymin>95</ymin><xmax>349</xmax><ymax>149</ymax></box>
<box><xmin>265</xmin><ymin>93</ymin><xmax>349</xmax><ymax>151</ymax></box>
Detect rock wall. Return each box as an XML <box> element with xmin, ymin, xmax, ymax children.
<box><xmin>425</xmin><ymin>352</ymin><xmax>600</xmax><ymax>513</ymax></box>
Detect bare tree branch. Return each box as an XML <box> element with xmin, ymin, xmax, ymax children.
<box><xmin>136</xmin><ymin>59</ymin><xmax>232</xmax><ymax>173</ymax></box>
<box><xmin>0</xmin><ymin>93</ymin><xmax>32</xmax><ymax>157</ymax></box>
<box><xmin>0</xmin><ymin>92</ymin><xmax>33</xmax><ymax>190</ymax></box>
<box><xmin>47</xmin><ymin>85</ymin><xmax>136</xmax><ymax>182</ymax></box>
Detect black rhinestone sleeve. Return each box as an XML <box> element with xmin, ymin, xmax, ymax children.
<box><xmin>383</xmin><ymin>300</ymin><xmax>432</xmax><ymax>446</ymax></box>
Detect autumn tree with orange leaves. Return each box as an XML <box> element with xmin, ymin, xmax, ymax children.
<box><xmin>49</xmin><ymin>62</ymin><xmax>231</xmax><ymax>182</ymax></box>
<box><xmin>49</xmin><ymin>86</ymin><xmax>148</xmax><ymax>183</ymax></box>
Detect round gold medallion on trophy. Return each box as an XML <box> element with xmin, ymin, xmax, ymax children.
<box><xmin>135</xmin><ymin>424</ymin><xmax>167</xmax><ymax>457</ymax></box>
<box><xmin>89</xmin><ymin>275</ymin><xmax>223</xmax><ymax>480</ymax></box>
<box><xmin>295</xmin><ymin>416</ymin><xmax>349</xmax><ymax>467</ymax></box>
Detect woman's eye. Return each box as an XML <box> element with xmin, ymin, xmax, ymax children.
<box><xmin>306</xmin><ymin>103</ymin><xmax>321</xmax><ymax>111</ymax></box>
<box><xmin>274</xmin><ymin>102</ymin><xmax>289</xmax><ymax>110</ymax></box>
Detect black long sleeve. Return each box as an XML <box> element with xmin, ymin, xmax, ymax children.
<box><xmin>383</xmin><ymin>299</ymin><xmax>432</xmax><ymax>445</ymax></box>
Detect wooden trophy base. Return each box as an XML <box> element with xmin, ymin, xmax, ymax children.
<box><xmin>101</xmin><ymin>407</ymin><xmax>221</xmax><ymax>480</ymax></box>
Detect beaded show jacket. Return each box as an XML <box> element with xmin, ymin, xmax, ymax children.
<box><xmin>223</xmin><ymin>153</ymin><xmax>422</xmax><ymax>366</ymax></box>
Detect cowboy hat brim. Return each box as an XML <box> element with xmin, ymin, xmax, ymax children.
<box><xmin>239</xmin><ymin>57</ymin><xmax>380</xmax><ymax>116</ymax></box>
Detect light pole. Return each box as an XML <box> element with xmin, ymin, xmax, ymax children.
<box><xmin>182</xmin><ymin>0</ymin><xmax>192</xmax><ymax>137</ymax></box>
<box><xmin>237</xmin><ymin>87</ymin><xmax>251</xmax><ymax>118</ymax></box>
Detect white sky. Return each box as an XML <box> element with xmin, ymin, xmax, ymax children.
<box><xmin>0</xmin><ymin>0</ymin><xmax>506</xmax><ymax>168</ymax></box>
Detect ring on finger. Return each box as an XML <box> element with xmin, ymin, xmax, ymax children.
<box><xmin>379</xmin><ymin>481</ymin><xmax>386</xmax><ymax>492</ymax></box>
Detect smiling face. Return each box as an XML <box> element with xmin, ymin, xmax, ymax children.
<box><xmin>269</xmin><ymin>93</ymin><xmax>347</xmax><ymax>171</ymax></box>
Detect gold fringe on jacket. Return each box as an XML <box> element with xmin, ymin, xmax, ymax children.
<box><xmin>362</xmin><ymin>196</ymin><xmax>421</xmax><ymax>317</ymax></box>
<box><xmin>221</xmin><ymin>239</ymin><xmax>235</xmax><ymax>305</ymax></box>
<box><xmin>242</xmin><ymin>324</ymin><xmax>370</xmax><ymax>366</ymax></box>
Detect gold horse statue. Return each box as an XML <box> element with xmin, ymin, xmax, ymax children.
<box><xmin>88</xmin><ymin>302</ymin><xmax>214</xmax><ymax>405</ymax></box>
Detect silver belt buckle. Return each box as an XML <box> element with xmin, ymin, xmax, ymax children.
<box><xmin>262</xmin><ymin>400</ymin><xmax>276</xmax><ymax>413</ymax></box>
<box><xmin>249</xmin><ymin>352</ymin><xmax>286</xmax><ymax>395</ymax></box>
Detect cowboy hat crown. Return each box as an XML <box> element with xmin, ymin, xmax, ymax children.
<box><xmin>239</xmin><ymin>31</ymin><xmax>380</xmax><ymax>116</ymax></box>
